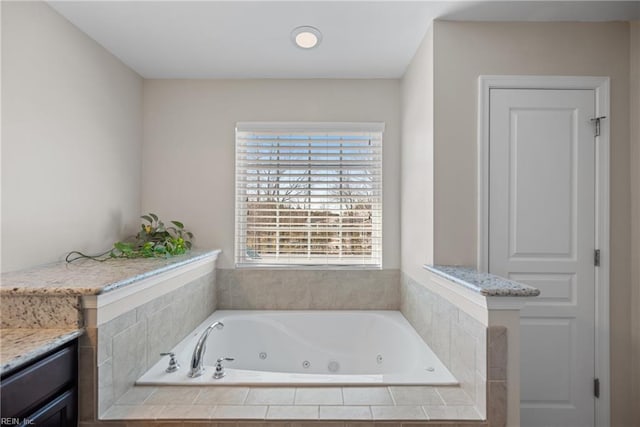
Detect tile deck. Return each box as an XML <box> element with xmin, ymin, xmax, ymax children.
<box><xmin>100</xmin><ymin>385</ymin><xmax>485</xmax><ymax>423</ymax></box>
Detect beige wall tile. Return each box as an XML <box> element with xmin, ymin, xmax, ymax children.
<box><xmin>212</xmin><ymin>406</ymin><xmax>268</xmax><ymax>419</ymax></box>
<box><xmin>294</xmin><ymin>388</ymin><xmax>343</xmax><ymax>405</ymax></box>
<box><xmin>196</xmin><ymin>387</ymin><xmax>250</xmax><ymax>405</ymax></box>
<box><xmin>367</xmin><ymin>423</ymin><xmax>399</xmax><ymax>427</ymax></box>
<box><xmin>370</xmin><ymin>406</ymin><xmax>426</xmax><ymax>420</ymax></box>
<box><xmin>79</xmin><ymin>346</ymin><xmax>97</xmax><ymax>421</ymax></box>
<box><xmin>290</xmin><ymin>422</ymin><xmax>344</xmax><ymax>427</ymax></box>
<box><xmin>81</xmin><ymin>327</ymin><xmax>98</xmax><ymax>348</ymax></box>
<box><xmin>245</xmin><ymin>388</ymin><xmax>296</xmax><ymax>405</ymax></box>
<box><xmin>112</xmin><ymin>320</ymin><xmax>148</xmax><ymax>401</ymax></box>
<box><xmin>116</xmin><ymin>387</ymin><xmax>157</xmax><ymax>405</ymax></box>
<box><xmin>344</xmin><ymin>422</ymin><xmax>374</xmax><ymax>427</ymax></box>
<box><xmin>99</xmin><ymin>310</ymin><xmax>137</xmax><ymax>366</ymax></box>
<box><xmin>237</xmin><ymin>422</ymin><xmax>288</xmax><ymax>427</ymax></box>
<box><xmin>449</xmin><ymin>325</ymin><xmax>477</xmax><ymax>402</ymax></box>
<box><xmin>487</xmin><ymin>328</ymin><xmax>507</xmax><ymax>381</ymax></box>
<box><xmin>475</xmin><ymin>328</ymin><xmax>487</xmax><ymax>380</ymax></box>
<box><xmin>423</xmin><ymin>405</ymin><xmax>481</xmax><ymax>420</ymax></box>
<box><xmin>159</xmin><ymin>405</ymin><xmax>215</xmax><ymax>420</ymax></box>
<box><xmin>342</xmin><ymin>388</ymin><xmax>393</xmax><ymax>406</ymax></box>
<box><xmin>266</xmin><ymin>406</ymin><xmax>319</xmax><ymax>420</ymax></box>
<box><xmin>102</xmin><ymin>405</ymin><xmax>166</xmax><ymax>420</ymax></box>
<box><xmin>135</xmin><ymin>293</ymin><xmax>172</xmax><ymax>322</ymax></box>
<box><xmin>474</xmin><ymin>378</ymin><xmax>487</xmax><ymax>420</ymax></box>
<box><xmin>216</xmin><ymin>269</ymin><xmax>399</xmax><ymax>310</ymax></box>
<box><xmin>98</xmin><ymin>359</ymin><xmax>115</xmax><ymax>415</ymax></box>
<box><xmin>145</xmin><ymin>387</ymin><xmax>201</xmax><ymax>405</ymax></box>
<box><xmin>146</xmin><ymin>305</ymin><xmax>175</xmax><ymax>368</ymax></box>
<box><xmin>487</xmin><ymin>381</ymin><xmax>506</xmax><ymax>427</ymax></box>
<box><xmin>319</xmin><ymin>406</ymin><xmax>372</xmax><ymax>420</ymax></box>
<box><xmin>435</xmin><ymin>388</ymin><xmax>474</xmax><ymax>406</ymax></box>
<box><xmin>388</xmin><ymin>387</ymin><xmax>443</xmax><ymax>406</ymax></box>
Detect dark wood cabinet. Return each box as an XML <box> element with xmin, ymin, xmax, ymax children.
<box><xmin>1</xmin><ymin>340</ymin><xmax>78</xmax><ymax>427</ymax></box>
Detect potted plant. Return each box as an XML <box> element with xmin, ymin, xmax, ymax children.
<box><xmin>66</xmin><ymin>213</ymin><xmax>194</xmax><ymax>262</ymax></box>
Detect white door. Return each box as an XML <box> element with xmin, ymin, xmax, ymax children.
<box><xmin>488</xmin><ymin>88</ymin><xmax>596</xmax><ymax>427</ymax></box>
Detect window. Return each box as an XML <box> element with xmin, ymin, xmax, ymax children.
<box><xmin>235</xmin><ymin>122</ymin><xmax>384</xmax><ymax>267</ymax></box>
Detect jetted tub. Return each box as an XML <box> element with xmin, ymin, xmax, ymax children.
<box><xmin>137</xmin><ymin>310</ymin><xmax>457</xmax><ymax>386</ymax></box>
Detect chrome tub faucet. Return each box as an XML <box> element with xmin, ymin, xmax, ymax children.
<box><xmin>188</xmin><ymin>321</ymin><xmax>224</xmax><ymax>378</ymax></box>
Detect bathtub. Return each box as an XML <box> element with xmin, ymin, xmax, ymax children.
<box><xmin>137</xmin><ymin>310</ymin><xmax>457</xmax><ymax>386</ymax></box>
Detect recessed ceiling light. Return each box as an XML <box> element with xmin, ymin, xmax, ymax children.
<box><xmin>291</xmin><ymin>26</ymin><xmax>322</xmax><ymax>49</ymax></box>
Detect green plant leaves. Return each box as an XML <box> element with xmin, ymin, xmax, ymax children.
<box><xmin>68</xmin><ymin>213</ymin><xmax>194</xmax><ymax>262</ymax></box>
<box><xmin>112</xmin><ymin>213</ymin><xmax>194</xmax><ymax>259</ymax></box>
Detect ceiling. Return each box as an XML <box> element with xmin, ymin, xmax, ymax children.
<box><xmin>48</xmin><ymin>1</ymin><xmax>640</xmax><ymax>79</ymax></box>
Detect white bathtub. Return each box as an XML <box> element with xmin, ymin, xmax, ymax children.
<box><xmin>137</xmin><ymin>310</ymin><xmax>457</xmax><ymax>386</ymax></box>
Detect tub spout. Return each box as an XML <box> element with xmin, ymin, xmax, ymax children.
<box><xmin>188</xmin><ymin>321</ymin><xmax>224</xmax><ymax>378</ymax></box>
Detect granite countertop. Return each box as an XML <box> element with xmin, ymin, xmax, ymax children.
<box><xmin>424</xmin><ymin>265</ymin><xmax>540</xmax><ymax>297</ymax></box>
<box><xmin>0</xmin><ymin>249</ymin><xmax>220</xmax><ymax>296</ymax></box>
<box><xmin>0</xmin><ymin>328</ymin><xmax>84</xmax><ymax>376</ymax></box>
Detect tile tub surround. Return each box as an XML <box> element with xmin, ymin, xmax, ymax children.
<box><xmin>82</xmin><ymin>270</ymin><xmax>218</xmax><ymax>419</ymax></box>
<box><xmin>216</xmin><ymin>269</ymin><xmax>399</xmax><ymax>310</ymax></box>
<box><xmin>2</xmin><ymin>250</ymin><xmax>508</xmax><ymax>426</ymax></box>
<box><xmin>96</xmin><ymin>385</ymin><xmax>487</xmax><ymax>424</ymax></box>
<box><xmin>0</xmin><ymin>249</ymin><xmax>220</xmax><ymax>423</ymax></box>
<box><xmin>400</xmin><ymin>274</ymin><xmax>489</xmax><ymax>419</ymax></box>
<box><xmin>423</xmin><ymin>266</ymin><xmax>540</xmax><ymax>297</ymax></box>
<box><xmin>0</xmin><ymin>328</ymin><xmax>83</xmax><ymax>375</ymax></box>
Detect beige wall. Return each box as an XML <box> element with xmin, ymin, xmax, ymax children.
<box><xmin>432</xmin><ymin>21</ymin><xmax>632</xmax><ymax>426</ymax></box>
<box><xmin>401</xmin><ymin>25</ymin><xmax>434</xmax><ymax>283</ymax></box>
<box><xmin>630</xmin><ymin>20</ymin><xmax>640</xmax><ymax>427</ymax></box>
<box><xmin>1</xmin><ymin>1</ymin><xmax>143</xmax><ymax>272</ymax></box>
<box><xmin>142</xmin><ymin>79</ymin><xmax>401</xmax><ymax>269</ymax></box>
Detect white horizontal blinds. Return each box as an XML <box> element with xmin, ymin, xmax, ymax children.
<box><xmin>235</xmin><ymin>123</ymin><xmax>383</xmax><ymax>267</ymax></box>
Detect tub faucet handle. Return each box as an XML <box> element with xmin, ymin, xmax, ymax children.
<box><xmin>213</xmin><ymin>357</ymin><xmax>234</xmax><ymax>379</ymax></box>
<box><xmin>160</xmin><ymin>352</ymin><xmax>180</xmax><ymax>373</ymax></box>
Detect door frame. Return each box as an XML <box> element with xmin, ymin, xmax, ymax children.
<box><xmin>477</xmin><ymin>75</ymin><xmax>610</xmax><ymax>426</ymax></box>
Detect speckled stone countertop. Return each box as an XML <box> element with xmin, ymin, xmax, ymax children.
<box><xmin>424</xmin><ymin>265</ymin><xmax>540</xmax><ymax>297</ymax></box>
<box><xmin>0</xmin><ymin>250</ymin><xmax>220</xmax><ymax>296</ymax></box>
<box><xmin>0</xmin><ymin>328</ymin><xmax>83</xmax><ymax>376</ymax></box>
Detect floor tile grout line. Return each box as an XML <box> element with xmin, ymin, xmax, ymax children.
<box><xmin>387</xmin><ymin>386</ymin><xmax>397</xmax><ymax>406</ymax></box>
<box><xmin>190</xmin><ymin>387</ymin><xmax>203</xmax><ymax>406</ymax></box>
<box><xmin>420</xmin><ymin>404</ymin><xmax>430</xmax><ymax>420</ymax></box>
<box><xmin>434</xmin><ymin>388</ymin><xmax>447</xmax><ymax>407</ymax></box>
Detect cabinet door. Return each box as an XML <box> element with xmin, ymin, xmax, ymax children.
<box><xmin>1</xmin><ymin>344</ymin><xmax>76</xmax><ymax>418</ymax></box>
<box><xmin>22</xmin><ymin>389</ymin><xmax>76</xmax><ymax>427</ymax></box>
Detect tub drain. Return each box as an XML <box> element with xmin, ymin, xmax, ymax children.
<box><xmin>302</xmin><ymin>360</ymin><xmax>311</xmax><ymax>369</ymax></box>
<box><xmin>327</xmin><ymin>360</ymin><xmax>340</xmax><ymax>373</ymax></box>
<box><xmin>376</xmin><ymin>354</ymin><xmax>383</xmax><ymax>364</ymax></box>
<box><xmin>259</xmin><ymin>352</ymin><xmax>267</xmax><ymax>360</ymax></box>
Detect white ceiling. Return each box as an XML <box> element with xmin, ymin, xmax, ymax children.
<box><xmin>48</xmin><ymin>1</ymin><xmax>640</xmax><ymax>79</ymax></box>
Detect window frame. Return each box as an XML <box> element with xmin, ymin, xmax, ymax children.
<box><xmin>234</xmin><ymin>122</ymin><xmax>385</xmax><ymax>269</ymax></box>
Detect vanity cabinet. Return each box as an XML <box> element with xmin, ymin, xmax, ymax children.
<box><xmin>1</xmin><ymin>340</ymin><xmax>78</xmax><ymax>427</ymax></box>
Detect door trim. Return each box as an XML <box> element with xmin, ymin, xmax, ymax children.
<box><xmin>477</xmin><ymin>75</ymin><xmax>610</xmax><ymax>426</ymax></box>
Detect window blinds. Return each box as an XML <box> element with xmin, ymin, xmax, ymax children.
<box><xmin>235</xmin><ymin>122</ymin><xmax>384</xmax><ymax>267</ymax></box>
